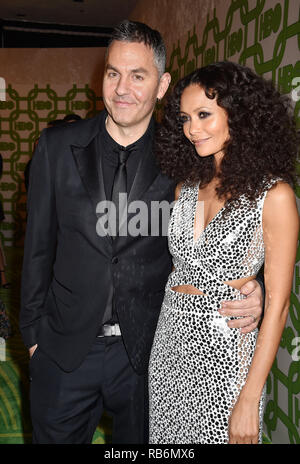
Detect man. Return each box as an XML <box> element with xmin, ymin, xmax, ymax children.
<box><xmin>20</xmin><ymin>20</ymin><xmax>264</xmax><ymax>444</ymax></box>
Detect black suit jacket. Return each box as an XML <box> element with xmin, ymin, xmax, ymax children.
<box><xmin>20</xmin><ymin>111</ymin><xmax>175</xmax><ymax>374</ymax></box>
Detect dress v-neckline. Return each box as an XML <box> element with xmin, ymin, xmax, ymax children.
<box><xmin>192</xmin><ymin>182</ymin><xmax>226</xmax><ymax>245</ymax></box>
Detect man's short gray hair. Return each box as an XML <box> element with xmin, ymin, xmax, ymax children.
<box><xmin>107</xmin><ymin>20</ymin><xmax>166</xmax><ymax>78</ymax></box>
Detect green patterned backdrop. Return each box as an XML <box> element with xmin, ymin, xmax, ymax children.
<box><xmin>0</xmin><ymin>0</ymin><xmax>299</xmax><ymax>444</ymax></box>
<box><xmin>0</xmin><ymin>84</ymin><xmax>103</xmax><ymax>247</ymax></box>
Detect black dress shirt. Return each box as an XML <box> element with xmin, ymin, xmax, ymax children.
<box><xmin>98</xmin><ymin>116</ymin><xmax>155</xmax><ymax>325</ymax></box>
<box><xmin>100</xmin><ymin>117</ymin><xmax>155</xmax><ymax>201</ymax></box>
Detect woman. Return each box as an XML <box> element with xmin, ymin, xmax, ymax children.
<box><xmin>149</xmin><ymin>61</ymin><xmax>299</xmax><ymax>444</ymax></box>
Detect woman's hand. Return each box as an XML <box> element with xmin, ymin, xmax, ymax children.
<box><xmin>228</xmin><ymin>396</ymin><xmax>260</xmax><ymax>444</ymax></box>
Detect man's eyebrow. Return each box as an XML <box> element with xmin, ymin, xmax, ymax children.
<box><xmin>105</xmin><ymin>64</ymin><xmax>119</xmax><ymax>72</ymax></box>
<box><xmin>131</xmin><ymin>67</ymin><xmax>149</xmax><ymax>74</ymax></box>
<box><xmin>105</xmin><ymin>64</ymin><xmax>149</xmax><ymax>75</ymax></box>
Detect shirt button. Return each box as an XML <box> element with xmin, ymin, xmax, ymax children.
<box><xmin>111</xmin><ymin>257</ymin><xmax>118</xmax><ymax>264</ymax></box>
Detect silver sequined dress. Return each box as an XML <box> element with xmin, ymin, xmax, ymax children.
<box><xmin>148</xmin><ymin>180</ymin><xmax>277</xmax><ymax>444</ymax></box>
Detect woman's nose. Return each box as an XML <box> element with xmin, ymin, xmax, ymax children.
<box><xmin>188</xmin><ymin>118</ymin><xmax>201</xmax><ymax>136</ymax></box>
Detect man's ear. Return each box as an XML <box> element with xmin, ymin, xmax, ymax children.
<box><xmin>157</xmin><ymin>72</ymin><xmax>171</xmax><ymax>100</ymax></box>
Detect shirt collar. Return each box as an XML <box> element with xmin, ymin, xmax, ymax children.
<box><xmin>101</xmin><ymin>113</ymin><xmax>155</xmax><ymax>154</ymax></box>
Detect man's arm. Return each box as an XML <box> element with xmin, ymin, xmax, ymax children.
<box><xmin>218</xmin><ymin>276</ymin><xmax>264</xmax><ymax>334</ymax></box>
<box><xmin>20</xmin><ymin>129</ymin><xmax>58</xmax><ymax>349</ymax></box>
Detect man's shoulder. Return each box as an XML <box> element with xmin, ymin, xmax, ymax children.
<box><xmin>44</xmin><ymin>111</ymin><xmax>105</xmax><ymax>147</ymax></box>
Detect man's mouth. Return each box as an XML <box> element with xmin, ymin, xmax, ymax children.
<box><xmin>113</xmin><ymin>100</ymin><xmax>134</xmax><ymax>107</ymax></box>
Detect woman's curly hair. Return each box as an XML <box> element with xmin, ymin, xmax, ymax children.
<box><xmin>155</xmin><ymin>61</ymin><xmax>299</xmax><ymax>209</ymax></box>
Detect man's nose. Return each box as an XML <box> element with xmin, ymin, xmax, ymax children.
<box><xmin>115</xmin><ymin>76</ymin><xmax>130</xmax><ymax>95</ymax></box>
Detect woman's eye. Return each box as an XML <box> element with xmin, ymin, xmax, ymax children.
<box><xmin>179</xmin><ymin>115</ymin><xmax>188</xmax><ymax>123</ymax></box>
<box><xmin>198</xmin><ymin>111</ymin><xmax>210</xmax><ymax>119</ymax></box>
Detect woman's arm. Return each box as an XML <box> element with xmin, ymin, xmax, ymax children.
<box><xmin>229</xmin><ymin>182</ymin><xmax>299</xmax><ymax>444</ymax></box>
<box><xmin>255</xmin><ymin>266</ymin><xmax>265</xmax><ymax>318</ymax></box>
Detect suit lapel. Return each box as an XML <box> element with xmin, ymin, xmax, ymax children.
<box><xmin>127</xmin><ymin>144</ymin><xmax>160</xmax><ymax>204</ymax></box>
<box><xmin>71</xmin><ymin>136</ymin><xmax>111</xmax><ymax>246</ymax></box>
<box><xmin>128</xmin><ymin>120</ymin><xmax>159</xmax><ymax>204</ymax></box>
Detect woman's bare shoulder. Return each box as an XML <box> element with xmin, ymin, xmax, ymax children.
<box><xmin>265</xmin><ymin>181</ymin><xmax>296</xmax><ymax>206</ymax></box>
<box><xmin>175</xmin><ymin>182</ymin><xmax>184</xmax><ymax>201</ymax></box>
<box><xmin>263</xmin><ymin>181</ymin><xmax>299</xmax><ymax>228</ymax></box>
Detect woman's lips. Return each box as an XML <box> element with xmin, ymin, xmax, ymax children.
<box><xmin>192</xmin><ymin>138</ymin><xmax>210</xmax><ymax>145</ymax></box>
